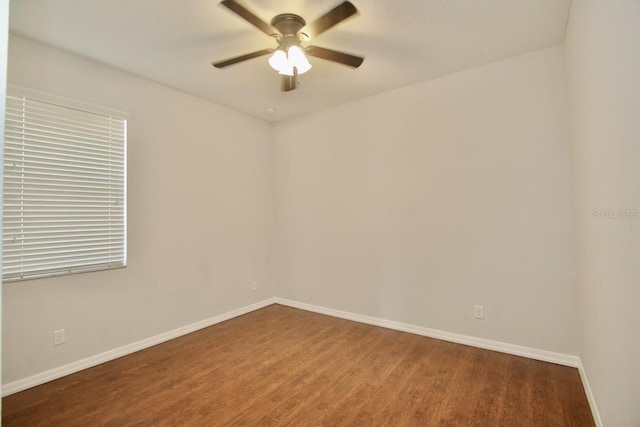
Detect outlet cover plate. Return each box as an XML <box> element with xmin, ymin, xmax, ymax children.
<box><xmin>53</xmin><ymin>329</ymin><xmax>66</xmax><ymax>346</ymax></box>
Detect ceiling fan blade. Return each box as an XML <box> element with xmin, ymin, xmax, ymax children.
<box><xmin>212</xmin><ymin>48</ymin><xmax>274</xmax><ymax>68</ymax></box>
<box><xmin>306</xmin><ymin>46</ymin><xmax>364</xmax><ymax>68</ymax></box>
<box><xmin>281</xmin><ymin>68</ymin><xmax>299</xmax><ymax>92</ymax></box>
<box><xmin>220</xmin><ymin>0</ymin><xmax>279</xmax><ymax>36</ymax></box>
<box><xmin>305</xmin><ymin>1</ymin><xmax>358</xmax><ymax>39</ymax></box>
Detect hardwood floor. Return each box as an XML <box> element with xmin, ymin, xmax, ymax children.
<box><xmin>3</xmin><ymin>304</ymin><xmax>594</xmax><ymax>426</ymax></box>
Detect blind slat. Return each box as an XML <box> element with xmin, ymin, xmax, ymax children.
<box><xmin>3</xmin><ymin>232</ymin><xmax>125</xmax><ymax>242</ymax></box>
<box><xmin>4</xmin><ymin>158</ymin><xmax>125</xmax><ymax>176</ymax></box>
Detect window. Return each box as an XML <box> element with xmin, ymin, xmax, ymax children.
<box><xmin>3</xmin><ymin>86</ymin><xmax>127</xmax><ymax>282</ymax></box>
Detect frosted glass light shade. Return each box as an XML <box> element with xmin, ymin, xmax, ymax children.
<box><xmin>287</xmin><ymin>46</ymin><xmax>312</xmax><ymax>74</ymax></box>
<box><xmin>268</xmin><ymin>46</ymin><xmax>312</xmax><ymax>76</ymax></box>
<box><xmin>268</xmin><ymin>50</ymin><xmax>288</xmax><ymax>72</ymax></box>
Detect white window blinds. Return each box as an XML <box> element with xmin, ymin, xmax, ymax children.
<box><xmin>3</xmin><ymin>86</ymin><xmax>127</xmax><ymax>282</ymax></box>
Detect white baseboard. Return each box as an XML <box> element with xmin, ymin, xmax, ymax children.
<box><xmin>274</xmin><ymin>297</ymin><xmax>580</xmax><ymax>367</ymax></box>
<box><xmin>577</xmin><ymin>361</ymin><xmax>603</xmax><ymax>426</ymax></box>
<box><xmin>2</xmin><ymin>297</ymin><xmax>276</xmax><ymax>397</ymax></box>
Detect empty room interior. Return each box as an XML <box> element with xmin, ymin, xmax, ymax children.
<box><xmin>1</xmin><ymin>0</ymin><xmax>638</xmax><ymax>425</ymax></box>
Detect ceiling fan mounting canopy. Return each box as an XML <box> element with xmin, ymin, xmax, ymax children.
<box><xmin>212</xmin><ymin>0</ymin><xmax>364</xmax><ymax>92</ymax></box>
<box><xmin>270</xmin><ymin>13</ymin><xmax>306</xmax><ymax>38</ymax></box>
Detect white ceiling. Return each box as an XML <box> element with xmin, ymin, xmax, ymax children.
<box><xmin>9</xmin><ymin>0</ymin><xmax>571</xmax><ymax>122</ymax></box>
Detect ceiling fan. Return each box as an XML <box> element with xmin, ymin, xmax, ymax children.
<box><xmin>212</xmin><ymin>0</ymin><xmax>364</xmax><ymax>92</ymax></box>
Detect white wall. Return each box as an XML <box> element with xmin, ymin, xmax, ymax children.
<box><xmin>3</xmin><ymin>35</ymin><xmax>275</xmax><ymax>384</ymax></box>
<box><xmin>565</xmin><ymin>1</ymin><xmax>640</xmax><ymax>425</ymax></box>
<box><xmin>274</xmin><ymin>46</ymin><xmax>579</xmax><ymax>355</ymax></box>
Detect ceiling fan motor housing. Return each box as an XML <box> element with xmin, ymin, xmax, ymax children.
<box><xmin>271</xmin><ymin>13</ymin><xmax>309</xmax><ymax>51</ymax></box>
<box><xmin>271</xmin><ymin>13</ymin><xmax>306</xmax><ymax>36</ymax></box>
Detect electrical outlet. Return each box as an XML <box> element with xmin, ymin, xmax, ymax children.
<box><xmin>53</xmin><ymin>329</ymin><xmax>66</xmax><ymax>346</ymax></box>
<box><xmin>474</xmin><ymin>305</ymin><xmax>484</xmax><ymax>320</ymax></box>
<box><xmin>251</xmin><ymin>281</ymin><xmax>258</xmax><ymax>291</ymax></box>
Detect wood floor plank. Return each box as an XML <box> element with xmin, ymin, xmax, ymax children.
<box><xmin>3</xmin><ymin>304</ymin><xmax>594</xmax><ymax>426</ymax></box>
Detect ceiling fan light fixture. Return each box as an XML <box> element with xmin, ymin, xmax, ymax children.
<box><xmin>269</xmin><ymin>45</ymin><xmax>312</xmax><ymax>76</ymax></box>
<box><xmin>213</xmin><ymin>1</ymin><xmax>363</xmax><ymax>91</ymax></box>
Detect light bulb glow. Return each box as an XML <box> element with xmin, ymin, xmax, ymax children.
<box><xmin>268</xmin><ymin>45</ymin><xmax>312</xmax><ymax>76</ymax></box>
<box><xmin>287</xmin><ymin>46</ymin><xmax>312</xmax><ymax>74</ymax></box>
<box><xmin>268</xmin><ymin>50</ymin><xmax>287</xmax><ymax>72</ymax></box>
